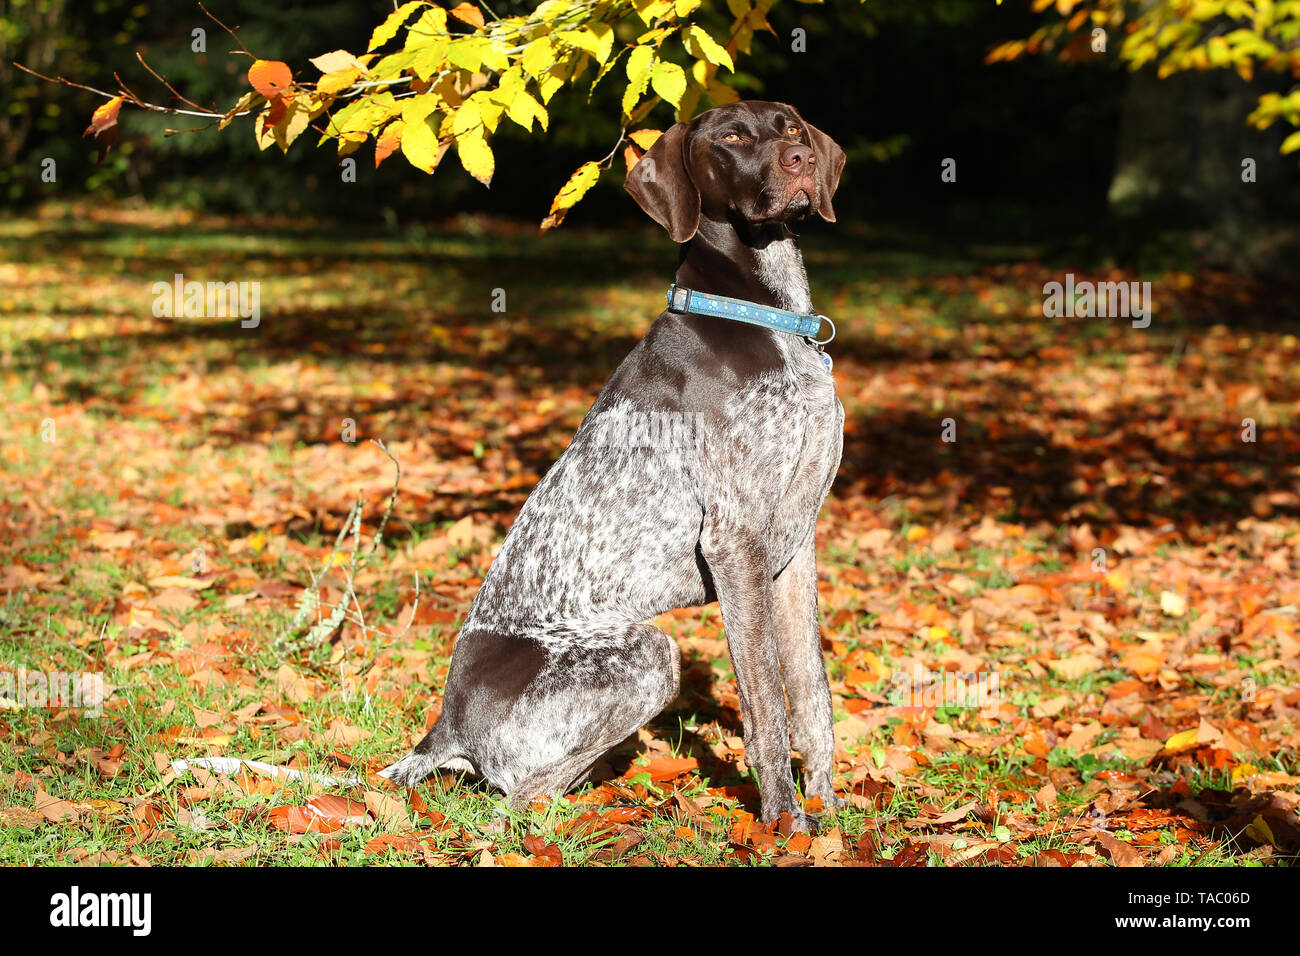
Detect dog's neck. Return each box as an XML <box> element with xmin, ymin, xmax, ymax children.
<box><xmin>674</xmin><ymin>217</ymin><xmax>812</xmax><ymax>314</ymax></box>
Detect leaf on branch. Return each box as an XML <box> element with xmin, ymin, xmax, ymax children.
<box><xmin>369</xmin><ymin>0</ymin><xmax>424</xmax><ymax>52</ymax></box>
<box><xmin>707</xmin><ymin>76</ymin><xmax>740</xmax><ymax>106</ymax></box>
<box><xmin>219</xmin><ymin>91</ymin><xmax>260</xmax><ymax>130</ymax></box>
<box><xmin>521</xmin><ymin>37</ymin><xmax>558</xmax><ymax>78</ymax></box>
<box><xmin>628</xmin><ymin>128</ymin><xmax>662</xmax><ymax>150</ymax></box>
<box><xmin>401</xmin><ymin>92</ymin><xmax>441</xmax><ymax>126</ymax></box>
<box><xmin>401</xmin><ymin>117</ymin><xmax>450</xmax><ymax>173</ymax></box>
<box><xmin>322</xmin><ymin>92</ymin><xmax>399</xmax><ymax>142</ymax></box>
<box><xmin>375</xmin><ymin>121</ymin><xmax>405</xmax><ymax>167</ymax></box>
<box><xmin>623</xmin><ymin>45</ymin><xmax>655</xmax><ymax>116</ymax></box>
<box><xmin>540</xmin><ymin>161</ymin><xmax>601</xmax><ymax>232</ymax></box>
<box><xmin>632</xmin><ymin>0</ymin><xmax>676</xmax><ymax>27</ymax></box>
<box><xmin>254</xmin><ymin>96</ymin><xmax>288</xmax><ymax>151</ymax></box>
<box><xmin>318</xmin><ymin>68</ymin><xmax>362</xmax><ymax>96</ymax></box>
<box><xmin>455</xmin><ymin>127</ymin><xmax>494</xmax><ymax>186</ymax></box>
<box><xmin>651</xmin><ymin>60</ymin><xmax>686</xmax><ymax>108</ymax></box>
<box><xmin>248</xmin><ymin>59</ymin><xmax>293</xmax><ymax>100</ymax></box>
<box><xmin>684</xmin><ymin>24</ymin><xmax>734</xmax><ymax>72</ymax></box>
<box><xmin>309</xmin><ymin>49</ymin><xmax>367</xmax><ymax>75</ymax></box>
<box><xmin>623</xmin><ymin>142</ymin><xmax>643</xmax><ymax>172</ymax></box>
<box><xmin>275</xmin><ymin>97</ymin><xmax>313</xmax><ymax>152</ymax></box>
<box><xmin>406</xmin><ymin>6</ymin><xmax>450</xmax><ymax>52</ymax></box>
<box><xmin>447</xmin><ymin>35</ymin><xmax>491</xmax><ymax>72</ymax></box>
<box><xmin>449</xmin><ymin>2</ymin><xmax>486</xmax><ymax>29</ymax></box>
<box><xmin>555</xmin><ymin>23</ymin><xmax>615</xmax><ymax>65</ymax></box>
<box><xmin>83</xmin><ymin>95</ymin><xmax>124</xmax><ymax>161</ymax></box>
<box><xmin>502</xmin><ymin>87</ymin><xmax>547</xmax><ymax>132</ymax></box>
<box><xmin>84</xmin><ymin>95</ymin><xmax>124</xmax><ymax>137</ymax></box>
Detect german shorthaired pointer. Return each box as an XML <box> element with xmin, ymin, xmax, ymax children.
<box><xmin>383</xmin><ymin>100</ymin><xmax>846</xmax><ymax>831</ymax></box>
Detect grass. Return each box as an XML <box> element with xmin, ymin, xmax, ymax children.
<box><xmin>0</xmin><ymin>201</ymin><xmax>1298</xmax><ymax>866</ymax></box>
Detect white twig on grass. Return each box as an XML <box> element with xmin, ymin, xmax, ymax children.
<box><xmin>170</xmin><ymin>757</ymin><xmax>361</xmax><ymax>788</ymax></box>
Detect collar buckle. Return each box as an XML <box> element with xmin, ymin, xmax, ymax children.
<box><xmin>808</xmin><ymin>314</ymin><xmax>836</xmax><ymax>347</ymax></box>
<box><xmin>666</xmin><ymin>284</ymin><xmax>692</xmax><ymax>314</ymax></box>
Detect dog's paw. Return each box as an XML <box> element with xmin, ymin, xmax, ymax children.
<box><xmin>813</xmin><ymin>791</ymin><xmax>847</xmax><ymax>812</ymax></box>
<box><xmin>378</xmin><ymin>751</ymin><xmax>431</xmax><ymax>788</ymax></box>
<box><xmin>803</xmin><ymin>771</ymin><xmax>845</xmax><ymax>812</ymax></box>
<box><xmin>765</xmin><ymin>809</ymin><xmax>820</xmax><ymax>835</ymax></box>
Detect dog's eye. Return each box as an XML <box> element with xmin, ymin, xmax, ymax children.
<box><xmin>786</xmin><ymin>125</ymin><xmax>801</xmax><ymax>137</ymax></box>
<box><xmin>721</xmin><ymin>132</ymin><xmax>742</xmax><ymax>143</ymax></box>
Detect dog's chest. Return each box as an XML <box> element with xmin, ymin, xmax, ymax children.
<box><xmin>723</xmin><ymin>335</ymin><xmax>843</xmax><ymax>562</ymax></box>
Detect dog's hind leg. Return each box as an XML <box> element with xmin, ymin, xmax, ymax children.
<box><xmin>502</xmin><ymin>622</ymin><xmax>681</xmax><ymax>808</ymax></box>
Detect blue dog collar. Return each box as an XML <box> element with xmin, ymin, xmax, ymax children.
<box><xmin>666</xmin><ymin>284</ymin><xmax>835</xmax><ymax>346</ymax></box>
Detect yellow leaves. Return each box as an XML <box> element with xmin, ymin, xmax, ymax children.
<box><xmin>255</xmin><ymin>95</ymin><xmax>312</xmax><ymax>153</ymax></box>
<box><xmin>684</xmin><ymin>24</ymin><xmax>734</xmax><ymax>72</ymax></box>
<box><xmin>400</xmin><ymin>117</ymin><xmax>450</xmax><ymax>174</ymax></box>
<box><xmin>623</xmin><ymin>45</ymin><xmax>660</xmax><ymax>116</ymax></box>
<box><xmin>1244</xmin><ymin>813</ymin><xmax>1276</xmax><ymax>846</ymax></box>
<box><xmin>368</xmin><ymin>0</ymin><xmax>423</xmax><ymax>52</ymax></box>
<box><xmin>628</xmin><ymin>128</ymin><xmax>662</xmax><ymax>150</ymax></box>
<box><xmin>405</xmin><ymin>6</ymin><xmax>449</xmax><ymax>52</ymax></box>
<box><xmin>323</xmin><ymin>92</ymin><xmax>398</xmax><ymax>140</ymax></box>
<box><xmin>540</xmin><ymin>161</ymin><xmax>601</xmax><ymax>232</ymax></box>
<box><xmin>1159</xmin><ymin>590</ymin><xmax>1187</xmax><ymax>617</ymax></box>
<box><xmin>1282</xmin><ymin>130</ymin><xmax>1300</xmax><ymax>155</ymax></box>
<box><xmin>318</xmin><ymin>69</ymin><xmax>361</xmax><ymax>96</ymax></box>
<box><xmin>455</xmin><ymin>126</ymin><xmax>495</xmax><ymax>186</ymax></box>
<box><xmin>706</xmin><ymin>75</ymin><xmax>739</xmax><ymax>105</ymax></box>
<box><xmin>311</xmin><ymin>51</ymin><xmax>366</xmax><ymax>97</ymax></box>
<box><xmin>625</xmin><ymin>44</ymin><xmax>655</xmax><ymax>82</ymax></box>
<box><xmin>632</xmin><ymin>0</ymin><xmax>677</xmax><ymax>26</ymax></box>
<box><xmin>309</xmin><ymin>49</ymin><xmax>366</xmax><ymax>75</ymax></box>
<box><xmin>650</xmin><ymin>60</ymin><xmax>686</xmax><ymax>108</ymax></box>
<box><xmin>521</xmin><ymin>37</ymin><xmax>558</xmax><ymax>78</ymax></box>
<box><xmin>503</xmin><ymin>87</ymin><xmax>548</xmax><ymax>132</ymax></box>
<box><xmin>555</xmin><ymin>22</ymin><xmax>615</xmax><ymax>64</ymax></box>
<box><xmin>401</xmin><ymin>92</ymin><xmax>441</xmax><ymax>126</ymax></box>
<box><xmin>447</xmin><ymin>35</ymin><xmax>490</xmax><ymax>73</ymax></box>
<box><xmin>1162</xmin><ymin>728</ymin><xmax>1201</xmax><ymax>753</ymax></box>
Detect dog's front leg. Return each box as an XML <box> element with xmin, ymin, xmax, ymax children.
<box><xmin>701</xmin><ymin>519</ymin><xmax>808</xmax><ymax>829</ymax></box>
<box><xmin>775</xmin><ymin>529</ymin><xmax>840</xmax><ymax>811</ymax></box>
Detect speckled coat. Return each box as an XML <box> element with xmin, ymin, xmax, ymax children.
<box><xmin>384</xmin><ymin>101</ymin><xmax>846</xmax><ymax>829</ymax></box>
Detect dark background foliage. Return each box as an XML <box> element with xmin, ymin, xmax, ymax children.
<box><xmin>5</xmin><ymin>0</ymin><xmax>1299</xmax><ymax>269</ymax></box>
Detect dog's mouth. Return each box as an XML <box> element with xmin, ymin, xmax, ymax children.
<box><xmin>749</xmin><ymin>181</ymin><xmax>816</xmax><ymax>223</ymax></box>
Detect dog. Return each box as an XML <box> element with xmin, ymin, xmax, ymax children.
<box><xmin>382</xmin><ymin>100</ymin><xmax>846</xmax><ymax>830</ymax></box>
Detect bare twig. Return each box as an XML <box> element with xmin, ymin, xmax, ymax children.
<box><xmin>135</xmin><ymin>51</ymin><xmax>211</xmax><ymax>113</ymax></box>
<box><xmin>199</xmin><ymin>2</ymin><xmax>255</xmax><ymax>59</ymax></box>
<box><xmin>13</xmin><ymin>62</ymin><xmax>255</xmax><ymax>120</ymax></box>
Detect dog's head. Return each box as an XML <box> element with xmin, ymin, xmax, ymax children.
<box><xmin>625</xmin><ymin>100</ymin><xmax>845</xmax><ymax>243</ymax></box>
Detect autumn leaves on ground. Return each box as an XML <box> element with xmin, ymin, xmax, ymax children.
<box><xmin>2</xmin><ymin>203</ymin><xmax>1298</xmax><ymax>867</ymax></box>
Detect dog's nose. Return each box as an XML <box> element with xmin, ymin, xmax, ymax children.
<box><xmin>780</xmin><ymin>144</ymin><xmax>815</xmax><ymax>174</ymax></box>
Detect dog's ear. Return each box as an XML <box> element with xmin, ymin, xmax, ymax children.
<box><xmin>624</xmin><ymin>122</ymin><xmax>700</xmax><ymax>242</ymax></box>
<box><xmin>804</xmin><ymin>120</ymin><xmax>846</xmax><ymax>224</ymax></box>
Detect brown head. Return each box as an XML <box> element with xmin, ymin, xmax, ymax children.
<box><xmin>624</xmin><ymin>100</ymin><xmax>846</xmax><ymax>243</ymax></box>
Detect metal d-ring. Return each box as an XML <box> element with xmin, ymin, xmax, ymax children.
<box><xmin>810</xmin><ymin>314</ymin><xmax>836</xmax><ymax>347</ymax></box>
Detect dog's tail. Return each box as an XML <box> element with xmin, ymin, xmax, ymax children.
<box><xmin>378</xmin><ymin>724</ymin><xmax>456</xmax><ymax>788</ymax></box>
